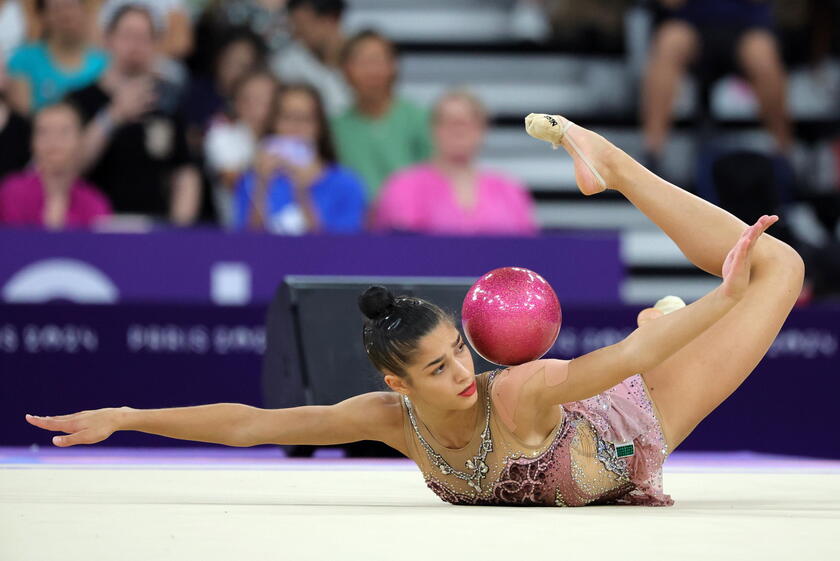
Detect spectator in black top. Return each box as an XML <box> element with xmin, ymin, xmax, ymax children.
<box><xmin>67</xmin><ymin>3</ymin><xmax>201</xmax><ymax>225</ymax></box>
<box><xmin>0</xmin><ymin>55</ymin><xmax>31</xmax><ymax>182</ymax></box>
<box><xmin>188</xmin><ymin>0</ymin><xmax>291</xmax><ymax>80</ymax></box>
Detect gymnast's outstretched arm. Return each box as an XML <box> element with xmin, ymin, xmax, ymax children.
<box><xmin>514</xmin><ymin>284</ymin><xmax>738</xmax><ymax>408</ymax></box>
<box><xmin>24</xmin><ymin>392</ymin><xmax>393</xmax><ymax>448</ymax></box>
<box><xmin>510</xmin><ymin>214</ymin><xmax>773</xmax><ymax>409</ymax></box>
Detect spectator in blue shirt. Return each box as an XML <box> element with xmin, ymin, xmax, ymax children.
<box><xmin>7</xmin><ymin>0</ymin><xmax>108</xmax><ymax>114</ymax></box>
<box><xmin>233</xmin><ymin>83</ymin><xmax>366</xmax><ymax>234</ymax></box>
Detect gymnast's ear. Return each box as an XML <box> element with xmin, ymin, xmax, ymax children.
<box><xmin>383</xmin><ymin>370</ymin><xmax>412</xmax><ymax>395</ymax></box>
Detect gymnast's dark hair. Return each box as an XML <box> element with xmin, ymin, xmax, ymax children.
<box><xmin>359</xmin><ymin>286</ymin><xmax>452</xmax><ymax>379</ymax></box>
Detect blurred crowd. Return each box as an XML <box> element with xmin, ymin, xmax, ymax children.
<box><xmin>0</xmin><ymin>0</ymin><xmax>539</xmax><ymax>236</ymax></box>
<box><xmin>0</xmin><ymin>0</ymin><xmax>837</xmax><ymax>271</ymax></box>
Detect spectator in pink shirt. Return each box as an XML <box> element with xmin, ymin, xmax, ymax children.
<box><xmin>371</xmin><ymin>88</ymin><xmax>538</xmax><ymax>236</ymax></box>
<box><xmin>0</xmin><ymin>101</ymin><xmax>110</xmax><ymax>229</ymax></box>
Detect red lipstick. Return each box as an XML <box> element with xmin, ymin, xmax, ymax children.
<box><xmin>458</xmin><ymin>381</ymin><xmax>476</xmax><ymax>397</ymax></box>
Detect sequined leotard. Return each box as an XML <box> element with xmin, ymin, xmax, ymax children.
<box><xmin>399</xmin><ymin>368</ymin><xmax>674</xmax><ymax>506</ymax></box>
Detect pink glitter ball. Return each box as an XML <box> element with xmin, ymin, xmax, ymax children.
<box><xmin>462</xmin><ymin>267</ymin><xmax>562</xmax><ymax>366</ymax></box>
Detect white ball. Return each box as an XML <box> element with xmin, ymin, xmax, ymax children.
<box><xmin>653</xmin><ymin>295</ymin><xmax>686</xmax><ymax>315</ymax></box>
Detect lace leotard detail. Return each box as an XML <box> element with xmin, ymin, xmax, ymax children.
<box><xmin>400</xmin><ymin>368</ymin><xmax>674</xmax><ymax>507</ymax></box>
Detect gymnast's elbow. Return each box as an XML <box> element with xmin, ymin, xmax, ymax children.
<box><xmin>615</xmin><ymin>336</ymin><xmax>659</xmax><ymax>378</ymax></box>
<box><xmin>230</xmin><ymin>406</ymin><xmax>329</xmax><ymax>447</ymax></box>
<box><xmin>232</xmin><ymin>396</ymin><xmax>380</xmax><ymax>448</ymax></box>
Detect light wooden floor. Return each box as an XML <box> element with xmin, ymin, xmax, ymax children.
<box><xmin>2</xmin><ymin>450</ymin><xmax>839</xmax><ymax>561</ymax></box>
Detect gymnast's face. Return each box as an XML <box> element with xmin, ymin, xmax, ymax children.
<box><xmin>389</xmin><ymin>321</ymin><xmax>477</xmax><ymax>410</ymax></box>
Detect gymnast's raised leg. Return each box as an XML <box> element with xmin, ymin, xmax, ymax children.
<box><xmin>525</xmin><ymin>114</ymin><xmax>805</xmax><ymax>453</ymax></box>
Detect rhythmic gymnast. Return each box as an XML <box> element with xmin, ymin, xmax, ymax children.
<box><xmin>25</xmin><ymin>114</ymin><xmax>805</xmax><ymax>507</ymax></box>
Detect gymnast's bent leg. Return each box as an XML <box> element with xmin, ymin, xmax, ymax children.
<box><xmin>525</xmin><ymin>114</ymin><xmax>805</xmax><ymax>452</ymax></box>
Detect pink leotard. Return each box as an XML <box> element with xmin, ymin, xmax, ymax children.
<box><xmin>400</xmin><ymin>368</ymin><xmax>674</xmax><ymax>507</ymax></box>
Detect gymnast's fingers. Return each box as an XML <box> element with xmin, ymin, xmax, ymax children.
<box><xmin>52</xmin><ymin>429</ymin><xmax>98</xmax><ymax>447</ymax></box>
<box><xmin>31</xmin><ymin>412</ymin><xmax>82</xmax><ymax>421</ymax></box>
<box><xmin>758</xmin><ymin>214</ymin><xmax>778</xmax><ymax>231</ymax></box>
<box><xmin>745</xmin><ymin>215</ymin><xmax>777</xmax><ymax>252</ymax></box>
<box><xmin>48</xmin><ymin>412</ymin><xmax>85</xmax><ymax>420</ymax></box>
<box><xmin>732</xmin><ymin>236</ymin><xmax>749</xmax><ymax>268</ymax></box>
<box><xmin>25</xmin><ymin>414</ymin><xmax>78</xmax><ymax>432</ymax></box>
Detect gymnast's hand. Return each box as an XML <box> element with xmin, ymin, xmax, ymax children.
<box><xmin>720</xmin><ymin>215</ymin><xmax>778</xmax><ymax>301</ymax></box>
<box><xmin>24</xmin><ymin>408</ymin><xmax>120</xmax><ymax>447</ymax></box>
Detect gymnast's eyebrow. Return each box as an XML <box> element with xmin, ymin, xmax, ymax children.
<box><xmin>423</xmin><ymin>334</ymin><xmax>462</xmax><ymax>370</ymax></box>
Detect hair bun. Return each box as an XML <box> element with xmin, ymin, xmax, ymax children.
<box><xmin>358</xmin><ymin>285</ymin><xmax>396</xmax><ymax>321</ymax></box>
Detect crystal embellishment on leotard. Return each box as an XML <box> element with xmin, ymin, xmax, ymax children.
<box><xmin>403</xmin><ymin>369</ymin><xmax>499</xmax><ymax>496</ymax></box>
<box><xmin>594</xmin><ymin>428</ymin><xmax>631</xmax><ymax>479</ymax></box>
<box><xmin>411</xmin><ymin>370</ymin><xmax>674</xmax><ymax>507</ymax></box>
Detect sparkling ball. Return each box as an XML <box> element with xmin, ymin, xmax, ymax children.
<box><xmin>462</xmin><ymin>267</ymin><xmax>562</xmax><ymax>366</ymax></box>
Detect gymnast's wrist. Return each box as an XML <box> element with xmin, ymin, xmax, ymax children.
<box><xmin>713</xmin><ymin>285</ymin><xmax>742</xmax><ymax>308</ymax></box>
<box><xmin>115</xmin><ymin>405</ymin><xmax>137</xmax><ymax>431</ymax></box>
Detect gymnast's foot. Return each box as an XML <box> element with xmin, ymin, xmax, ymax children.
<box><xmin>524</xmin><ymin>113</ymin><xmax>624</xmax><ymax>196</ymax></box>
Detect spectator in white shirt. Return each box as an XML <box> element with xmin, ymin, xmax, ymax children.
<box><xmin>271</xmin><ymin>0</ymin><xmax>349</xmax><ymax>115</ymax></box>
<box><xmin>203</xmin><ymin>69</ymin><xmax>277</xmax><ymax>226</ymax></box>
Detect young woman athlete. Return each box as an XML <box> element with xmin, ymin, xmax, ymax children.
<box><xmin>25</xmin><ymin>114</ymin><xmax>805</xmax><ymax>507</ymax></box>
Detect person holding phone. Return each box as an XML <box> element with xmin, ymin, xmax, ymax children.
<box><xmin>232</xmin><ymin>83</ymin><xmax>366</xmax><ymax>235</ymax></box>
<box><xmin>203</xmin><ymin>69</ymin><xmax>277</xmax><ymax>227</ymax></box>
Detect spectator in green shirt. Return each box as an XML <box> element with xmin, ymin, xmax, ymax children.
<box><xmin>331</xmin><ymin>29</ymin><xmax>432</xmax><ymax>201</ymax></box>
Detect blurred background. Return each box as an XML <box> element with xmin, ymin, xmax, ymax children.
<box><xmin>1</xmin><ymin>0</ymin><xmax>838</xmax><ymax>459</ymax></box>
